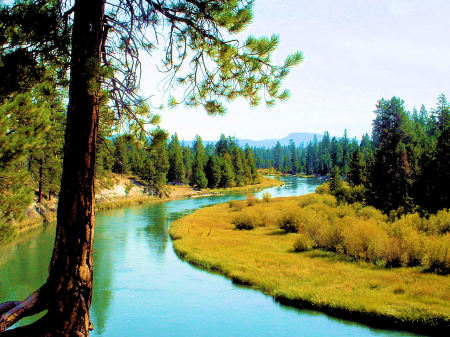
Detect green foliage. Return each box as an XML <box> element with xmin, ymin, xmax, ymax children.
<box><xmin>278</xmin><ymin>210</ymin><xmax>303</xmax><ymax>233</ymax></box>
<box><xmin>167</xmin><ymin>134</ymin><xmax>185</xmax><ymax>184</ymax></box>
<box><xmin>0</xmin><ymin>90</ymin><xmax>53</xmax><ymax>223</ymax></box>
<box><xmin>232</xmin><ymin>208</ymin><xmax>265</xmax><ymax>230</ymax></box>
<box><xmin>279</xmin><ymin>193</ymin><xmax>450</xmax><ymax>274</ymax></box>
<box><xmin>232</xmin><ymin>213</ymin><xmax>256</xmax><ymax>230</ymax></box>
<box><xmin>191</xmin><ymin>136</ymin><xmax>208</xmax><ymax>188</ymax></box>
<box><xmin>205</xmin><ymin>155</ymin><xmax>222</xmax><ymax>188</ymax></box>
<box><xmin>293</xmin><ymin>235</ymin><xmax>313</xmax><ymax>252</ymax></box>
<box><xmin>219</xmin><ymin>153</ymin><xmax>236</xmax><ymax>188</ymax></box>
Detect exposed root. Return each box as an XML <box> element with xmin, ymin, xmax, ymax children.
<box><xmin>0</xmin><ymin>286</ymin><xmax>48</xmax><ymax>333</ymax></box>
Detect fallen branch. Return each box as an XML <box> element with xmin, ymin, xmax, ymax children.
<box><xmin>0</xmin><ymin>285</ymin><xmax>48</xmax><ymax>333</ymax></box>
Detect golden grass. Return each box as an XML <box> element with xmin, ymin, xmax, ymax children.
<box><xmin>169</xmin><ymin>196</ymin><xmax>450</xmax><ymax>334</ymax></box>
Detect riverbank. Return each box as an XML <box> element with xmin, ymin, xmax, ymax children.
<box><xmin>169</xmin><ymin>195</ymin><xmax>450</xmax><ymax>335</ymax></box>
<box><xmin>95</xmin><ymin>174</ymin><xmax>284</xmax><ymax>210</ymax></box>
<box><xmin>2</xmin><ymin>174</ymin><xmax>283</xmax><ymax>242</ymax></box>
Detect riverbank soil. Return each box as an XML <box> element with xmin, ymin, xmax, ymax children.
<box><xmin>169</xmin><ymin>196</ymin><xmax>450</xmax><ymax>335</ymax></box>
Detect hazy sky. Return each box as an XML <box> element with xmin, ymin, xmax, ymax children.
<box><xmin>140</xmin><ymin>0</ymin><xmax>450</xmax><ymax>141</ymax></box>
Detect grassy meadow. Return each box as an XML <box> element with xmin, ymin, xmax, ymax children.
<box><xmin>169</xmin><ymin>193</ymin><xmax>450</xmax><ymax>335</ymax></box>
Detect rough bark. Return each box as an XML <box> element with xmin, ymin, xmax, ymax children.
<box><xmin>44</xmin><ymin>0</ymin><xmax>105</xmax><ymax>334</ymax></box>
<box><xmin>0</xmin><ymin>0</ymin><xmax>105</xmax><ymax>335</ymax></box>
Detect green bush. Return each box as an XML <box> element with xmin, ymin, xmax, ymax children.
<box><xmin>293</xmin><ymin>235</ymin><xmax>313</xmax><ymax>252</ymax></box>
<box><xmin>427</xmin><ymin>209</ymin><xmax>450</xmax><ymax>234</ymax></box>
<box><xmin>315</xmin><ymin>182</ymin><xmax>330</xmax><ymax>195</ymax></box>
<box><xmin>358</xmin><ymin>206</ymin><xmax>386</xmax><ymax>222</ymax></box>
<box><xmin>232</xmin><ymin>213</ymin><xmax>256</xmax><ymax>230</ymax></box>
<box><xmin>421</xmin><ymin>235</ymin><xmax>450</xmax><ymax>274</ymax></box>
<box><xmin>232</xmin><ymin>209</ymin><xmax>265</xmax><ymax>230</ymax></box>
<box><xmin>278</xmin><ymin>211</ymin><xmax>303</xmax><ymax>233</ymax></box>
<box><xmin>298</xmin><ymin>193</ymin><xmax>337</xmax><ymax>208</ymax></box>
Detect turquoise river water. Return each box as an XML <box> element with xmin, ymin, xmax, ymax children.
<box><xmin>0</xmin><ymin>176</ymin><xmax>420</xmax><ymax>336</ymax></box>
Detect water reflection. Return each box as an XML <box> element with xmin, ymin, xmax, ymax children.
<box><xmin>142</xmin><ymin>203</ymin><xmax>169</xmax><ymax>257</ymax></box>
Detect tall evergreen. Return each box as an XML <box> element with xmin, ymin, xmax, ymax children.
<box><xmin>220</xmin><ymin>153</ymin><xmax>236</xmax><ymax>188</ymax></box>
<box><xmin>205</xmin><ymin>155</ymin><xmax>222</xmax><ymax>188</ymax></box>
<box><xmin>273</xmin><ymin>141</ymin><xmax>282</xmax><ymax>170</ymax></box>
<box><xmin>369</xmin><ymin>97</ymin><xmax>415</xmax><ymax>213</ymax></box>
<box><xmin>167</xmin><ymin>134</ymin><xmax>185</xmax><ymax>184</ymax></box>
<box><xmin>245</xmin><ymin>146</ymin><xmax>259</xmax><ymax>183</ymax></box>
<box><xmin>182</xmin><ymin>146</ymin><xmax>193</xmax><ymax>183</ymax></box>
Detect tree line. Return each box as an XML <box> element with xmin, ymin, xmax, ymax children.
<box><xmin>1</xmin><ymin>94</ymin><xmax>448</xmax><ymax>230</ymax></box>
<box><xmin>98</xmin><ymin>133</ymin><xmax>259</xmax><ymax>192</ymax></box>
<box><xmin>251</xmin><ymin>130</ymin><xmax>371</xmax><ymax>176</ymax></box>
<box><xmin>249</xmin><ymin>95</ymin><xmax>449</xmax><ymax>215</ymax></box>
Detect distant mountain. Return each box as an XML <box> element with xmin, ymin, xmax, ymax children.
<box><xmin>239</xmin><ymin>132</ymin><xmax>323</xmax><ymax>148</ymax></box>
<box><xmin>181</xmin><ymin>132</ymin><xmax>323</xmax><ymax>148</ymax></box>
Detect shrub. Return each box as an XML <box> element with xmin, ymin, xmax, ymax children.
<box><xmin>298</xmin><ymin>193</ymin><xmax>337</xmax><ymax>208</ymax></box>
<box><xmin>427</xmin><ymin>209</ymin><xmax>450</xmax><ymax>234</ymax></box>
<box><xmin>228</xmin><ymin>199</ymin><xmax>244</xmax><ymax>210</ymax></box>
<box><xmin>400</xmin><ymin>228</ymin><xmax>425</xmax><ymax>266</ymax></box>
<box><xmin>421</xmin><ymin>235</ymin><xmax>450</xmax><ymax>274</ymax></box>
<box><xmin>232</xmin><ymin>209</ymin><xmax>265</xmax><ymax>230</ymax></box>
<box><xmin>232</xmin><ymin>213</ymin><xmax>256</xmax><ymax>230</ymax></box>
<box><xmin>342</xmin><ymin>219</ymin><xmax>380</xmax><ymax>261</ymax></box>
<box><xmin>358</xmin><ymin>206</ymin><xmax>386</xmax><ymax>222</ymax></box>
<box><xmin>246</xmin><ymin>194</ymin><xmax>257</xmax><ymax>206</ymax></box>
<box><xmin>261</xmin><ymin>191</ymin><xmax>272</xmax><ymax>203</ymax></box>
<box><xmin>293</xmin><ymin>235</ymin><xmax>313</xmax><ymax>252</ymax></box>
<box><xmin>316</xmin><ymin>222</ymin><xmax>345</xmax><ymax>252</ymax></box>
<box><xmin>315</xmin><ymin>182</ymin><xmax>330</xmax><ymax>195</ymax></box>
<box><xmin>278</xmin><ymin>210</ymin><xmax>303</xmax><ymax>233</ymax></box>
<box><xmin>368</xmin><ymin>235</ymin><xmax>402</xmax><ymax>267</ymax></box>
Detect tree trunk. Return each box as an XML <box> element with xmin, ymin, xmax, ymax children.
<box><xmin>45</xmin><ymin>0</ymin><xmax>105</xmax><ymax>334</ymax></box>
<box><xmin>0</xmin><ymin>0</ymin><xmax>105</xmax><ymax>335</ymax></box>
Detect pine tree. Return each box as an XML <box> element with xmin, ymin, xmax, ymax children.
<box><xmin>245</xmin><ymin>146</ymin><xmax>259</xmax><ymax>183</ymax></box>
<box><xmin>167</xmin><ymin>134</ymin><xmax>185</xmax><ymax>184</ymax></box>
<box><xmin>139</xmin><ymin>138</ymin><xmax>169</xmax><ymax>194</ymax></box>
<box><xmin>0</xmin><ymin>92</ymin><xmax>50</xmax><ymax>224</ymax></box>
<box><xmin>193</xmin><ymin>135</ymin><xmax>207</xmax><ymax>168</ymax></box>
<box><xmin>205</xmin><ymin>155</ymin><xmax>222</xmax><ymax>188</ymax></box>
<box><xmin>430</xmin><ymin>94</ymin><xmax>450</xmax><ymax>211</ymax></box>
<box><xmin>220</xmin><ymin>153</ymin><xmax>236</xmax><ymax>188</ymax></box>
<box><xmin>112</xmin><ymin>136</ymin><xmax>130</xmax><ymax>174</ymax></box>
<box><xmin>347</xmin><ymin>149</ymin><xmax>366</xmax><ymax>186</ymax></box>
<box><xmin>191</xmin><ymin>135</ymin><xmax>208</xmax><ymax>188</ymax></box>
<box><xmin>273</xmin><ymin>141</ymin><xmax>283</xmax><ymax>170</ymax></box>
<box><xmin>369</xmin><ymin>97</ymin><xmax>415</xmax><ymax>213</ymax></box>
<box><xmin>232</xmin><ymin>147</ymin><xmax>247</xmax><ymax>186</ymax></box>
<box><xmin>192</xmin><ymin>152</ymin><xmax>208</xmax><ymax>188</ymax></box>
<box><xmin>182</xmin><ymin>146</ymin><xmax>193</xmax><ymax>183</ymax></box>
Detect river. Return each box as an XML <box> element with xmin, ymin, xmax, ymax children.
<box><xmin>0</xmin><ymin>176</ymin><xmax>418</xmax><ymax>336</ymax></box>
